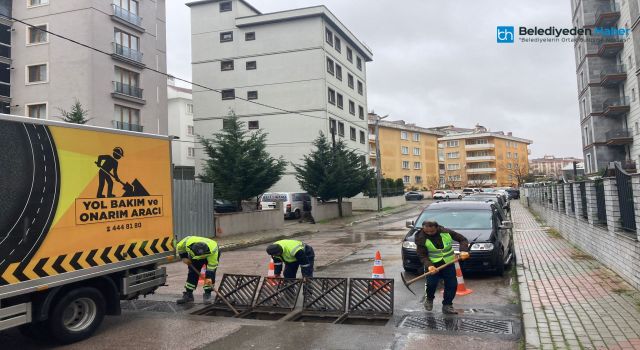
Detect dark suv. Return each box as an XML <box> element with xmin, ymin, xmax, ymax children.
<box><xmin>401</xmin><ymin>201</ymin><xmax>515</xmax><ymax>276</ymax></box>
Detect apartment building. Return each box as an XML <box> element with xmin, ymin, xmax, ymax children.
<box><xmin>168</xmin><ymin>79</ymin><xmax>196</xmax><ymax>180</ymax></box>
<box><xmin>368</xmin><ymin>114</ymin><xmax>444</xmax><ymax>189</ymax></box>
<box><xmin>188</xmin><ymin>0</ymin><xmax>372</xmax><ymax>192</ymax></box>
<box><xmin>4</xmin><ymin>0</ymin><xmax>168</xmax><ymax>134</ymax></box>
<box><xmin>530</xmin><ymin>155</ymin><xmax>583</xmax><ymax>178</ymax></box>
<box><xmin>571</xmin><ymin>0</ymin><xmax>640</xmax><ymax>174</ymax></box>
<box><xmin>435</xmin><ymin>126</ymin><xmax>532</xmax><ymax>188</ymax></box>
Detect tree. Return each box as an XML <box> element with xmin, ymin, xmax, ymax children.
<box><xmin>502</xmin><ymin>163</ymin><xmax>528</xmax><ymax>187</ymax></box>
<box><xmin>445</xmin><ymin>169</ymin><xmax>464</xmax><ymax>189</ymax></box>
<box><xmin>200</xmin><ymin>112</ymin><xmax>286</xmax><ymax>210</ymax></box>
<box><xmin>294</xmin><ymin>133</ymin><xmax>374</xmax><ymax>217</ymax></box>
<box><xmin>58</xmin><ymin>99</ymin><xmax>91</xmax><ymax>124</ymax></box>
<box><xmin>425</xmin><ymin>175</ymin><xmax>440</xmax><ymax>191</ymax></box>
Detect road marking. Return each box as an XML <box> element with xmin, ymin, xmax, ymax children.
<box><xmin>18</xmin><ymin>239</ymin><xmax>23</xmax><ymax>245</ymax></box>
<box><xmin>0</xmin><ymin>259</ymin><xmax>5</xmax><ymax>265</ymax></box>
<box><xmin>31</xmin><ymin>217</ymin><xmax>36</xmax><ymax>224</ymax></box>
<box><xmin>37</xmin><ymin>208</ymin><xmax>40</xmax><ymax>214</ymax></box>
<box><xmin>44</xmin><ymin>175</ymin><xmax>47</xmax><ymax>183</ymax></box>
<box><xmin>40</xmin><ymin>144</ymin><xmax>44</xmax><ymax>151</ymax></box>
<box><xmin>37</xmin><ymin>133</ymin><xmax>41</xmax><ymax>140</ymax></box>
<box><xmin>42</xmin><ymin>186</ymin><xmax>45</xmax><ymax>193</ymax></box>
<box><xmin>40</xmin><ymin>198</ymin><xmax>43</xmax><ymax>204</ymax></box>
<box><xmin>10</xmin><ymin>249</ymin><xmax>15</xmax><ymax>255</ymax></box>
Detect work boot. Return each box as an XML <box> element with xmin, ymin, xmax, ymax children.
<box><xmin>423</xmin><ymin>298</ymin><xmax>434</xmax><ymax>311</ymax></box>
<box><xmin>176</xmin><ymin>291</ymin><xmax>194</xmax><ymax>304</ymax></box>
<box><xmin>203</xmin><ymin>291</ymin><xmax>212</xmax><ymax>303</ymax></box>
<box><xmin>442</xmin><ymin>305</ymin><xmax>458</xmax><ymax>315</ymax></box>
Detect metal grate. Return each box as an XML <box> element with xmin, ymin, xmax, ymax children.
<box><xmin>214</xmin><ymin>274</ymin><xmax>261</xmax><ymax>308</ymax></box>
<box><xmin>613</xmin><ymin>163</ymin><xmax>637</xmax><ymax>232</ymax></box>
<box><xmin>254</xmin><ymin>278</ymin><xmax>302</xmax><ymax>310</ymax></box>
<box><xmin>348</xmin><ymin>278</ymin><xmax>394</xmax><ymax>316</ymax></box>
<box><xmin>302</xmin><ymin>277</ymin><xmax>347</xmax><ymax>314</ymax></box>
<box><xmin>121</xmin><ymin>300</ymin><xmax>181</xmax><ymax>313</ymax></box>
<box><xmin>398</xmin><ymin>315</ymin><xmax>514</xmax><ymax>335</ymax></box>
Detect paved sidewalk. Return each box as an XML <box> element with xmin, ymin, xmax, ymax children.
<box><xmin>513</xmin><ymin>202</ymin><xmax>640</xmax><ymax>350</ymax></box>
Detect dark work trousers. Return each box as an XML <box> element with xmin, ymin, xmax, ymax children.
<box><xmin>97</xmin><ymin>171</ymin><xmax>114</xmax><ymax>197</ymax></box>
<box><xmin>283</xmin><ymin>246</ymin><xmax>315</xmax><ymax>278</ymax></box>
<box><xmin>185</xmin><ymin>259</ymin><xmax>216</xmax><ymax>293</ymax></box>
<box><xmin>425</xmin><ymin>264</ymin><xmax>457</xmax><ymax>305</ymax></box>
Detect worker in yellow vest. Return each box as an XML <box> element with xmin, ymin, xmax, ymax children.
<box><xmin>415</xmin><ymin>221</ymin><xmax>469</xmax><ymax>314</ymax></box>
<box><xmin>266</xmin><ymin>239</ymin><xmax>314</xmax><ymax>279</ymax></box>
<box><xmin>175</xmin><ymin>236</ymin><xmax>220</xmax><ymax>304</ymax></box>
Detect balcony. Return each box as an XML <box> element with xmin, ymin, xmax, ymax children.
<box><xmin>368</xmin><ymin>134</ymin><xmax>376</xmax><ymax>142</ymax></box>
<box><xmin>439</xmin><ymin>169</ymin><xmax>445</xmax><ymax>175</ymax></box>
<box><xmin>602</xmin><ymin>97</ymin><xmax>630</xmax><ymax>117</ymax></box>
<box><xmin>599</xmin><ymin>65</ymin><xmax>626</xmax><ymax>87</ymax></box>
<box><xmin>594</xmin><ymin>3</ymin><xmax>620</xmax><ymax>27</ymax></box>
<box><xmin>112</xmin><ymin>81</ymin><xmax>145</xmax><ymax>104</ymax></box>
<box><xmin>468</xmin><ymin>179</ymin><xmax>497</xmax><ymax>185</ymax></box>
<box><xmin>113</xmin><ymin>121</ymin><xmax>143</xmax><ymax>132</ymax></box>
<box><xmin>438</xmin><ymin>156</ymin><xmax>445</xmax><ymax>162</ymax></box>
<box><xmin>369</xmin><ymin>151</ymin><xmax>377</xmax><ymax>158</ymax></box>
<box><xmin>466</xmin><ymin>155</ymin><xmax>496</xmax><ymax>162</ymax></box>
<box><xmin>112</xmin><ymin>43</ymin><xmax>145</xmax><ymax>68</ymax></box>
<box><xmin>111</xmin><ymin>4</ymin><xmax>144</xmax><ymax>32</ymax></box>
<box><xmin>465</xmin><ymin>143</ymin><xmax>495</xmax><ymax>150</ymax></box>
<box><xmin>605</xmin><ymin>128</ymin><xmax>633</xmax><ymax>145</ymax></box>
<box><xmin>466</xmin><ymin>167</ymin><xmax>497</xmax><ymax>174</ymax></box>
<box><xmin>597</xmin><ymin>37</ymin><xmax>624</xmax><ymax>58</ymax></box>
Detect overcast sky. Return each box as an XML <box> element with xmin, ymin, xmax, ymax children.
<box><xmin>167</xmin><ymin>0</ymin><xmax>581</xmax><ymax>159</ymax></box>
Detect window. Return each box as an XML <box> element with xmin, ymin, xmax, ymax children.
<box><xmin>220</xmin><ymin>31</ymin><xmax>233</xmax><ymax>43</ymax></box>
<box><xmin>507</xmin><ymin>163</ymin><xmax>512</xmax><ymax>169</ymax></box>
<box><xmin>447</xmin><ymin>163</ymin><xmax>460</xmax><ymax>170</ymax></box>
<box><xmin>514</xmin><ymin>153</ymin><xmax>518</xmax><ymax>159</ymax></box>
<box><xmin>219</xmin><ymin>1</ymin><xmax>232</xmax><ymax>12</ymax></box>
<box><xmin>584</xmin><ymin>125</ymin><xmax>590</xmax><ymax>144</ymax></box>
<box><xmin>330</xmin><ymin>118</ymin><xmax>336</xmax><ymax>133</ymax></box>
<box><xmin>188</xmin><ymin>147</ymin><xmax>195</xmax><ymax>157</ymax></box>
<box><xmin>347</xmin><ymin>74</ymin><xmax>354</xmax><ymax>89</ymax></box>
<box><xmin>221</xmin><ymin>89</ymin><xmax>235</xmax><ymax>100</ymax></box>
<box><xmin>357</xmin><ymin>81</ymin><xmax>363</xmax><ymax>95</ymax></box>
<box><xmin>413</xmin><ymin>147</ymin><xmax>421</xmax><ymax>156</ymax></box>
<box><xmin>247</xmin><ymin>90</ymin><xmax>258</xmax><ymax>100</ymax></box>
<box><xmin>248</xmin><ymin>121</ymin><xmax>259</xmax><ymax>130</ymax></box>
<box><xmin>328</xmin><ymin>88</ymin><xmax>336</xmax><ymax>104</ymax></box>
<box><xmin>338</xmin><ymin>122</ymin><xmax>345</xmax><ymax>136</ymax></box>
<box><xmin>27</xmin><ymin>103</ymin><xmax>46</xmax><ymax>119</ymax></box>
<box><xmin>347</xmin><ymin>48</ymin><xmax>353</xmax><ymax>63</ymax></box>
<box><xmin>114</xmin><ymin>105</ymin><xmax>140</xmax><ymax>127</ymax></box>
<box><xmin>327</xmin><ymin>58</ymin><xmax>334</xmax><ymax>75</ymax></box>
<box><xmin>245</xmin><ymin>32</ymin><xmax>255</xmax><ymax>41</ymax></box>
<box><xmin>508</xmin><ymin>175</ymin><xmax>513</xmax><ymax>181</ymax></box>
<box><xmin>335</xmin><ymin>37</ymin><xmax>341</xmax><ymax>53</ymax></box>
<box><xmin>28</xmin><ymin>24</ymin><xmax>47</xmax><ymax>45</ymax></box>
<box><xmin>349</xmin><ymin>100</ymin><xmax>355</xmax><ymax>115</ymax></box>
<box><xmin>507</xmin><ymin>152</ymin><xmax>511</xmax><ymax>159</ymax></box>
<box><xmin>325</xmin><ymin>28</ymin><xmax>333</xmax><ymax>46</ymax></box>
<box><xmin>582</xmin><ymin>98</ymin><xmax>587</xmax><ymax>118</ymax></box>
<box><xmin>246</xmin><ymin>61</ymin><xmax>257</xmax><ymax>70</ymax></box>
<box><xmin>415</xmin><ymin>176</ymin><xmax>423</xmax><ymax>184</ymax></box>
<box><xmin>446</xmin><ymin>140</ymin><xmax>459</xmax><ymax>147</ymax></box>
<box><xmin>28</xmin><ymin>0</ymin><xmax>48</xmax><ymax>6</ymax></box>
<box><xmin>187</xmin><ymin>125</ymin><xmax>194</xmax><ymax>135</ymax></box>
<box><xmin>586</xmin><ymin>154</ymin><xmax>592</xmax><ymax>173</ymax></box>
<box><xmin>403</xmin><ymin>176</ymin><xmax>411</xmax><ymax>184</ymax></box>
<box><xmin>114</xmin><ymin>29</ymin><xmax>139</xmax><ymax>52</ymax></box>
<box><xmin>350</xmin><ymin>127</ymin><xmax>356</xmax><ymax>141</ymax></box>
<box><xmin>402</xmin><ymin>161</ymin><xmax>410</xmax><ymax>169</ymax></box>
<box><xmin>358</xmin><ymin>106</ymin><xmax>364</xmax><ymax>120</ymax></box>
<box><xmin>447</xmin><ymin>152</ymin><xmax>459</xmax><ymax>159</ymax></box>
<box><xmin>359</xmin><ymin>130</ymin><xmax>365</xmax><ymax>144</ymax></box>
<box><xmin>448</xmin><ymin>175</ymin><xmax>461</xmax><ymax>181</ymax></box>
<box><xmin>357</xmin><ymin>57</ymin><xmax>362</xmax><ymax>70</ymax></box>
<box><xmin>27</xmin><ymin>63</ymin><xmax>47</xmax><ymax>83</ymax></box>
<box><xmin>186</xmin><ymin>104</ymin><xmax>194</xmax><ymax>114</ymax></box>
<box><xmin>414</xmin><ymin>162</ymin><xmax>422</xmax><ymax>170</ymax></box>
<box><xmin>401</xmin><ymin>146</ymin><xmax>409</xmax><ymax>155</ymax></box>
<box><xmin>114</xmin><ymin>66</ymin><xmax>140</xmax><ymax>96</ymax></box>
<box><xmin>335</xmin><ymin>64</ymin><xmax>342</xmax><ymax>81</ymax></box>
<box><xmin>413</xmin><ymin>133</ymin><xmax>420</xmax><ymax>141</ymax></box>
<box><xmin>401</xmin><ymin>131</ymin><xmax>408</xmax><ymax>140</ymax></box>
<box><xmin>221</xmin><ymin>60</ymin><xmax>234</xmax><ymax>71</ymax></box>
<box><xmin>337</xmin><ymin>93</ymin><xmax>343</xmax><ymax>109</ymax></box>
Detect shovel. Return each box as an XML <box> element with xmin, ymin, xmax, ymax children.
<box><xmin>187</xmin><ymin>264</ymin><xmax>240</xmax><ymax>315</ymax></box>
<box><xmin>400</xmin><ymin>258</ymin><xmax>459</xmax><ymax>295</ymax></box>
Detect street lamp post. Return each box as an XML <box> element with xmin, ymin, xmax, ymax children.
<box><xmin>374</xmin><ymin>114</ymin><xmax>388</xmax><ymax>212</ymax></box>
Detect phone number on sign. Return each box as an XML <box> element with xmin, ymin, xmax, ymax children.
<box><xmin>106</xmin><ymin>222</ymin><xmax>142</xmax><ymax>232</ymax></box>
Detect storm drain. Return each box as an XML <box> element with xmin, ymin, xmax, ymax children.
<box><xmin>398</xmin><ymin>315</ymin><xmax>514</xmax><ymax>335</ymax></box>
<box><xmin>121</xmin><ymin>300</ymin><xmax>183</xmax><ymax>313</ymax></box>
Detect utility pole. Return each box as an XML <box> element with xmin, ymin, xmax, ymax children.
<box><xmin>374</xmin><ymin>114</ymin><xmax>388</xmax><ymax>212</ymax></box>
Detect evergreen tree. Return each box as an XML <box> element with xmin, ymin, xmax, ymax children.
<box><xmin>200</xmin><ymin>112</ymin><xmax>286</xmax><ymax>210</ymax></box>
<box><xmin>59</xmin><ymin>99</ymin><xmax>91</xmax><ymax>124</ymax></box>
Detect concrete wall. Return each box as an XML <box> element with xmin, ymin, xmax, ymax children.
<box><xmin>350</xmin><ymin>195</ymin><xmax>406</xmax><ymax>211</ymax></box>
<box><xmin>524</xmin><ymin>180</ymin><xmax>640</xmax><ymax>290</ymax></box>
<box><xmin>215</xmin><ymin>208</ymin><xmax>283</xmax><ymax>237</ymax></box>
<box><xmin>311</xmin><ymin>199</ymin><xmax>352</xmax><ymax>222</ymax></box>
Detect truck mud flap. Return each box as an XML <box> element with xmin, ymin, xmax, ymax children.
<box><xmin>123</xmin><ymin>267</ymin><xmax>167</xmax><ymax>296</ymax></box>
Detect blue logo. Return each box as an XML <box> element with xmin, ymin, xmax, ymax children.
<box><xmin>497</xmin><ymin>26</ymin><xmax>515</xmax><ymax>43</ymax></box>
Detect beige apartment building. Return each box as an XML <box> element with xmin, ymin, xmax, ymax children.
<box><xmin>530</xmin><ymin>155</ymin><xmax>583</xmax><ymax>179</ymax></box>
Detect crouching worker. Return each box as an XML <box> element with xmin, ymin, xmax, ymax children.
<box><xmin>176</xmin><ymin>236</ymin><xmax>220</xmax><ymax>304</ymax></box>
<box><xmin>266</xmin><ymin>239</ymin><xmax>314</xmax><ymax>279</ymax></box>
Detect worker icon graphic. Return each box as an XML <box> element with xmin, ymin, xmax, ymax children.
<box><xmin>95</xmin><ymin>147</ymin><xmax>150</xmax><ymax>198</ymax></box>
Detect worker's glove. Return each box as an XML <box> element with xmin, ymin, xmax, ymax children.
<box><xmin>181</xmin><ymin>258</ymin><xmax>192</xmax><ymax>265</ymax></box>
<box><xmin>204</xmin><ymin>278</ymin><xmax>214</xmax><ymax>287</ymax></box>
<box><xmin>427</xmin><ymin>266</ymin><xmax>437</xmax><ymax>274</ymax></box>
<box><xmin>459</xmin><ymin>252</ymin><xmax>470</xmax><ymax>261</ymax></box>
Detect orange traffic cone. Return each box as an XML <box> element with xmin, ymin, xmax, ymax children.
<box><xmin>453</xmin><ymin>261</ymin><xmax>472</xmax><ymax>296</ymax></box>
<box><xmin>197</xmin><ymin>265</ymin><xmax>206</xmax><ymax>285</ymax></box>
<box><xmin>267</xmin><ymin>258</ymin><xmax>275</xmax><ymax>277</ymax></box>
<box><xmin>372</xmin><ymin>251</ymin><xmax>385</xmax><ymax>278</ymax></box>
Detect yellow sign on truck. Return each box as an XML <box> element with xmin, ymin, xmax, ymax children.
<box><xmin>0</xmin><ymin>114</ymin><xmax>174</xmax><ymax>343</ymax></box>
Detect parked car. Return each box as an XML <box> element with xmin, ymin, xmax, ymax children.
<box><xmin>405</xmin><ymin>191</ymin><xmax>424</xmax><ymax>201</ymax></box>
<box><xmin>469</xmin><ymin>193</ymin><xmax>510</xmax><ymax>214</ymax></box>
<box><xmin>259</xmin><ymin>192</ymin><xmax>311</xmax><ymax>219</ymax></box>
<box><xmin>506</xmin><ymin>188</ymin><xmax>520</xmax><ymax>199</ymax></box>
<box><xmin>214</xmin><ymin>199</ymin><xmax>238</xmax><ymax>213</ymax></box>
<box><xmin>461</xmin><ymin>195</ymin><xmax>508</xmax><ymax>219</ymax></box>
<box><xmin>401</xmin><ymin>201</ymin><xmax>515</xmax><ymax>275</ymax></box>
<box><xmin>433</xmin><ymin>190</ymin><xmax>462</xmax><ymax>200</ymax></box>
<box><xmin>462</xmin><ymin>188</ymin><xmax>475</xmax><ymax>196</ymax></box>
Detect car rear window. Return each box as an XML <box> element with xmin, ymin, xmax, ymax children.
<box><xmin>416</xmin><ymin>210</ymin><xmax>492</xmax><ymax>230</ymax></box>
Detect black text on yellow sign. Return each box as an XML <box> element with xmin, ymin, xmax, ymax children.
<box><xmin>75</xmin><ymin>196</ymin><xmax>164</xmax><ymax>225</ymax></box>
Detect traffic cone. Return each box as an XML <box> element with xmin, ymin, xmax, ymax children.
<box><xmin>267</xmin><ymin>258</ymin><xmax>275</xmax><ymax>277</ymax></box>
<box><xmin>453</xmin><ymin>261</ymin><xmax>472</xmax><ymax>296</ymax></box>
<box><xmin>371</xmin><ymin>251</ymin><xmax>385</xmax><ymax>278</ymax></box>
<box><xmin>197</xmin><ymin>265</ymin><xmax>206</xmax><ymax>285</ymax></box>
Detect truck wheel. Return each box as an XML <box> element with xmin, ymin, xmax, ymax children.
<box><xmin>47</xmin><ymin>287</ymin><xmax>106</xmax><ymax>344</ymax></box>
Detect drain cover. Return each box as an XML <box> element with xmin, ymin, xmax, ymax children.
<box><xmin>121</xmin><ymin>300</ymin><xmax>182</xmax><ymax>313</ymax></box>
<box><xmin>398</xmin><ymin>315</ymin><xmax>514</xmax><ymax>335</ymax></box>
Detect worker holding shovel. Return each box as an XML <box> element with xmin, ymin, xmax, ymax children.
<box><xmin>95</xmin><ymin>147</ymin><xmax>124</xmax><ymax>198</ymax></box>
<box><xmin>415</xmin><ymin>221</ymin><xmax>470</xmax><ymax>314</ymax></box>
<box><xmin>176</xmin><ymin>236</ymin><xmax>220</xmax><ymax>304</ymax></box>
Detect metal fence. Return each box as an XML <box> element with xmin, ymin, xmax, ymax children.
<box><xmin>173</xmin><ymin>180</ymin><xmax>215</xmax><ymax>240</ymax></box>
<box><xmin>594</xmin><ymin>179</ymin><xmax>607</xmax><ymax>225</ymax></box>
<box><xmin>569</xmin><ymin>184</ymin><xmax>575</xmax><ymax>214</ymax></box>
<box><xmin>612</xmin><ymin>163</ymin><xmax>637</xmax><ymax>232</ymax></box>
<box><xmin>580</xmin><ymin>182</ymin><xmax>588</xmax><ymax>219</ymax></box>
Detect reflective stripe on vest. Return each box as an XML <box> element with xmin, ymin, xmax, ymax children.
<box><xmin>425</xmin><ymin>232</ymin><xmax>455</xmax><ymax>264</ymax></box>
<box><xmin>275</xmin><ymin>239</ymin><xmax>305</xmax><ymax>263</ymax></box>
<box><xmin>177</xmin><ymin>236</ymin><xmax>220</xmax><ymax>269</ymax></box>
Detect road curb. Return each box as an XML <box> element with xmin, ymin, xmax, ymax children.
<box><xmin>219</xmin><ymin>230</ymin><xmax>316</xmax><ymax>252</ymax></box>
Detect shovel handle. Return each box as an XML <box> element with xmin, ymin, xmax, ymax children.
<box><xmin>405</xmin><ymin>258</ymin><xmax>459</xmax><ymax>286</ymax></box>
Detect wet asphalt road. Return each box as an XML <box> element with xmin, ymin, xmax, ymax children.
<box><xmin>1</xmin><ymin>201</ymin><xmax>522</xmax><ymax>349</ymax></box>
